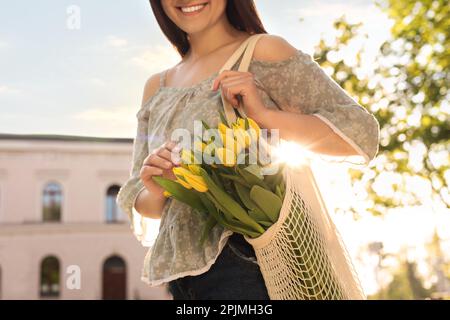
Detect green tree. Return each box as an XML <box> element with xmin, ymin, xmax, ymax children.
<box><xmin>311</xmin><ymin>0</ymin><xmax>449</xmax><ymax>216</ymax></box>
<box><xmin>370</xmin><ymin>259</ymin><xmax>430</xmax><ymax>300</ymax></box>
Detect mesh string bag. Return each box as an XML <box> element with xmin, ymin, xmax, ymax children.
<box><xmin>245</xmin><ymin>161</ymin><xmax>366</xmax><ymax>300</ymax></box>
<box><xmin>219</xmin><ymin>34</ymin><xmax>366</xmax><ymax>300</ymax></box>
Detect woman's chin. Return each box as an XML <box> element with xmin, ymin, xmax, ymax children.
<box><xmin>180</xmin><ymin>24</ymin><xmax>211</xmax><ymax>36</ymax></box>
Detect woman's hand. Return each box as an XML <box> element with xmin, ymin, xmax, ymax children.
<box><xmin>140</xmin><ymin>140</ymin><xmax>181</xmax><ymax>198</ymax></box>
<box><xmin>211</xmin><ymin>70</ymin><xmax>268</xmax><ymax>123</ymax></box>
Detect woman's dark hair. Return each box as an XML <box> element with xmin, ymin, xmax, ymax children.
<box><xmin>149</xmin><ymin>0</ymin><xmax>268</xmax><ymax>57</ymax></box>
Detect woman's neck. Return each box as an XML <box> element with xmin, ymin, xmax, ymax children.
<box><xmin>185</xmin><ymin>16</ymin><xmax>249</xmax><ymax>62</ymax></box>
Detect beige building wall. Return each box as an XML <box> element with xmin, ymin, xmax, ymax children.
<box><xmin>0</xmin><ymin>134</ymin><xmax>171</xmax><ymax>300</ymax></box>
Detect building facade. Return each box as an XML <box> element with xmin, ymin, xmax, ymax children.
<box><xmin>0</xmin><ymin>134</ymin><xmax>170</xmax><ymax>300</ymax></box>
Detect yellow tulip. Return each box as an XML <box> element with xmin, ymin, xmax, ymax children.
<box><xmin>235</xmin><ymin>140</ymin><xmax>244</xmax><ymax>155</ymax></box>
<box><xmin>236</xmin><ymin>118</ymin><xmax>260</xmax><ymax>147</ymax></box>
<box><xmin>173</xmin><ymin>166</ymin><xmax>192</xmax><ymax>177</ymax></box>
<box><xmin>163</xmin><ymin>190</ymin><xmax>172</xmax><ymax>198</ymax></box>
<box><xmin>232</xmin><ymin>125</ymin><xmax>251</xmax><ymax>148</ymax></box>
<box><xmin>173</xmin><ymin>166</ymin><xmax>208</xmax><ymax>192</ymax></box>
<box><xmin>237</xmin><ymin>118</ymin><xmax>246</xmax><ymax>130</ymax></box>
<box><xmin>247</xmin><ymin>118</ymin><xmax>261</xmax><ymax>138</ymax></box>
<box><xmin>183</xmin><ymin>173</ymin><xmax>208</xmax><ymax>192</ymax></box>
<box><xmin>180</xmin><ymin>162</ymin><xmax>189</xmax><ymax>169</ymax></box>
<box><xmin>181</xmin><ymin>149</ymin><xmax>194</xmax><ymax>165</ymax></box>
<box><xmin>176</xmin><ymin>178</ymin><xmax>192</xmax><ymax>189</ymax></box>
<box><xmin>219</xmin><ymin>129</ymin><xmax>235</xmax><ymax>149</ymax></box>
<box><xmin>218</xmin><ymin>127</ymin><xmax>244</xmax><ymax>155</ymax></box>
<box><xmin>193</xmin><ymin>140</ymin><xmax>206</xmax><ymax>153</ymax></box>
<box><xmin>188</xmin><ymin>164</ymin><xmax>201</xmax><ymax>175</ymax></box>
<box><xmin>218</xmin><ymin>122</ymin><xmax>229</xmax><ymax>135</ymax></box>
<box><xmin>202</xmin><ymin>142</ymin><xmax>217</xmax><ymax>168</ymax></box>
<box><xmin>173</xmin><ymin>167</ymin><xmax>193</xmax><ymax>189</ymax></box>
<box><xmin>215</xmin><ymin>147</ymin><xmax>236</xmax><ymax>167</ymax></box>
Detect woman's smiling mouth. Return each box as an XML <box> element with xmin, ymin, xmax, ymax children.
<box><xmin>177</xmin><ymin>2</ymin><xmax>209</xmax><ymax>16</ymax></box>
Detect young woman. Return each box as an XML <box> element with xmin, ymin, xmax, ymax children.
<box><xmin>117</xmin><ymin>0</ymin><xmax>380</xmax><ymax>300</ymax></box>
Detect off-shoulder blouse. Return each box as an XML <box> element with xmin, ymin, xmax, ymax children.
<box><xmin>116</xmin><ymin>47</ymin><xmax>380</xmax><ymax>287</ymax></box>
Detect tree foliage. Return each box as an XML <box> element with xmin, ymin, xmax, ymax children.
<box><xmin>369</xmin><ymin>259</ymin><xmax>430</xmax><ymax>300</ymax></box>
<box><xmin>313</xmin><ymin>0</ymin><xmax>449</xmax><ymax>216</ymax></box>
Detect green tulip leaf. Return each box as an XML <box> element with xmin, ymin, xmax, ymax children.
<box><xmin>152</xmin><ymin>176</ymin><xmax>206</xmax><ymax>213</ymax></box>
<box><xmin>199</xmin><ymin>167</ymin><xmax>265</xmax><ymax>234</ymax></box>
<box><xmin>233</xmin><ymin>182</ymin><xmax>257</xmax><ymax>210</ymax></box>
<box><xmin>234</xmin><ymin>182</ymin><xmax>273</xmax><ymax>222</ymax></box>
<box><xmin>236</xmin><ymin>165</ymin><xmax>269</xmax><ymax>189</ymax></box>
<box><xmin>248</xmin><ymin>207</ymin><xmax>272</xmax><ymax>223</ymax></box>
<box><xmin>203</xmin><ymin>193</ymin><xmax>261</xmax><ymax>238</ymax></box>
<box><xmin>249</xmin><ymin>185</ymin><xmax>282</xmax><ymax>223</ymax></box>
<box><xmin>211</xmin><ymin>169</ymin><xmax>225</xmax><ymax>190</ymax></box>
<box><xmin>199</xmin><ymin>215</ymin><xmax>217</xmax><ymax>246</ymax></box>
<box><xmin>219</xmin><ymin>173</ymin><xmax>251</xmax><ymax>188</ymax></box>
<box><xmin>244</xmin><ymin>164</ymin><xmax>264</xmax><ymax>180</ymax></box>
<box><xmin>218</xmin><ymin>109</ymin><xmax>228</xmax><ymax>126</ymax></box>
<box><xmin>201</xmin><ymin>120</ymin><xmax>210</xmax><ymax>130</ymax></box>
<box><xmin>275</xmin><ymin>184</ymin><xmax>283</xmax><ymax>200</ymax></box>
<box><xmin>258</xmin><ymin>220</ymin><xmax>274</xmax><ymax>228</ymax></box>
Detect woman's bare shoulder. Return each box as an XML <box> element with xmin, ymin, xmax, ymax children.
<box><xmin>253</xmin><ymin>34</ymin><xmax>299</xmax><ymax>62</ymax></box>
<box><xmin>141</xmin><ymin>72</ymin><xmax>164</xmax><ymax>106</ymax></box>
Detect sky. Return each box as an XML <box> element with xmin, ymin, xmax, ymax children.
<box><xmin>1</xmin><ymin>0</ymin><xmax>448</xmax><ymax>295</ymax></box>
<box><xmin>0</xmin><ymin>0</ymin><xmax>392</xmax><ymax>137</ymax></box>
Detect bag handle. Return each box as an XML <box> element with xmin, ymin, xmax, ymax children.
<box><xmin>218</xmin><ymin>34</ymin><xmax>265</xmax><ymax>126</ymax></box>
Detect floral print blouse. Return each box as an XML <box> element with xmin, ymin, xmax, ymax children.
<box><xmin>116</xmin><ymin>46</ymin><xmax>380</xmax><ymax>287</ymax></box>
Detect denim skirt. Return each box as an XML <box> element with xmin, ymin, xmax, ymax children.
<box><xmin>168</xmin><ymin>232</ymin><xmax>270</xmax><ymax>300</ymax></box>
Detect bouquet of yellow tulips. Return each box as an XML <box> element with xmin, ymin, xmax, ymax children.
<box><xmin>152</xmin><ymin>111</ymin><xmax>286</xmax><ymax>245</ymax></box>
<box><xmin>152</xmin><ymin>113</ymin><xmax>363</xmax><ymax>300</ymax></box>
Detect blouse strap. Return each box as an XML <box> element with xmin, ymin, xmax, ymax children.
<box><xmin>238</xmin><ymin>34</ymin><xmax>265</xmax><ymax>72</ymax></box>
<box><xmin>219</xmin><ymin>34</ymin><xmax>257</xmax><ymax>73</ymax></box>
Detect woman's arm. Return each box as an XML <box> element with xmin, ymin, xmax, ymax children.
<box><xmin>250</xmin><ymin>35</ymin><xmax>380</xmax><ymax>165</ymax></box>
<box><xmin>134</xmin><ymin>188</ymin><xmax>167</xmax><ymax>219</ymax></box>
<box><xmin>213</xmin><ymin>34</ymin><xmax>379</xmax><ymax>164</ymax></box>
<box><xmin>254</xmin><ymin>109</ymin><xmax>357</xmax><ymax>157</ymax></box>
<box><xmin>132</xmin><ymin>73</ymin><xmax>168</xmax><ymax>219</ymax></box>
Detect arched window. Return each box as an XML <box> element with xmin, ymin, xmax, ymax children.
<box><xmin>40</xmin><ymin>256</ymin><xmax>60</xmax><ymax>298</ymax></box>
<box><xmin>106</xmin><ymin>185</ymin><xmax>124</xmax><ymax>223</ymax></box>
<box><xmin>102</xmin><ymin>255</ymin><xmax>127</xmax><ymax>300</ymax></box>
<box><xmin>42</xmin><ymin>182</ymin><xmax>62</xmax><ymax>222</ymax></box>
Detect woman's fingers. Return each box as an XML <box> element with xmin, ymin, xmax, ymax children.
<box><xmin>140</xmin><ymin>140</ymin><xmax>181</xmax><ymax>187</ymax></box>
<box><xmin>212</xmin><ymin>70</ymin><xmax>265</xmax><ymax>120</ymax></box>
<box><xmin>147</xmin><ymin>153</ymin><xmax>174</xmax><ymax>170</ymax></box>
<box><xmin>211</xmin><ymin>70</ymin><xmax>251</xmax><ymax>91</ymax></box>
<box><xmin>221</xmin><ymin>79</ymin><xmax>252</xmax><ymax>107</ymax></box>
<box><xmin>213</xmin><ymin>71</ymin><xmax>255</xmax><ymax>107</ymax></box>
<box><xmin>140</xmin><ymin>165</ymin><xmax>163</xmax><ymax>178</ymax></box>
<box><xmin>161</xmin><ymin>140</ymin><xmax>182</xmax><ymax>164</ymax></box>
<box><xmin>138</xmin><ymin>140</ymin><xmax>182</xmax><ymax>194</ymax></box>
<box><xmin>139</xmin><ymin>165</ymin><xmax>165</xmax><ymax>195</ymax></box>
<box><xmin>159</xmin><ymin>146</ymin><xmax>181</xmax><ymax>165</ymax></box>
<box><xmin>144</xmin><ymin>140</ymin><xmax>180</xmax><ymax>168</ymax></box>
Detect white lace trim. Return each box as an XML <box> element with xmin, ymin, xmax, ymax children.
<box><xmin>311</xmin><ymin>113</ymin><xmax>370</xmax><ymax>166</ymax></box>
<box><xmin>140</xmin><ymin>229</ymin><xmax>234</xmax><ymax>287</ymax></box>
